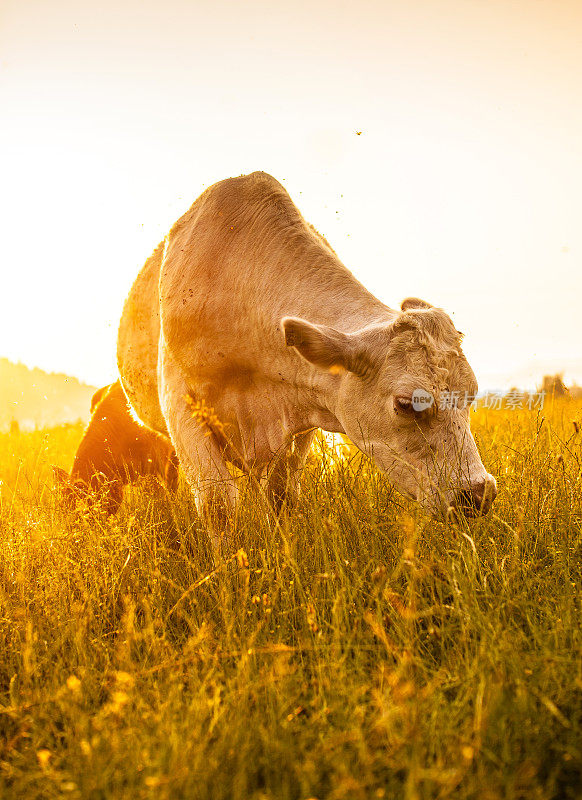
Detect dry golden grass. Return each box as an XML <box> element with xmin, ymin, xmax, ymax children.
<box><xmin>0</xmin><ymin>400</ymin><xmax>580</xmax><ymax>799</ymax></box>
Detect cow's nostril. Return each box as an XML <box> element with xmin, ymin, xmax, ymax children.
<box><xmin>453</xmin><ymin>478</ymin><xmax>497</xmax><ymax>517</ymax></box>
<box><xmin>471</xmin><ymin>480</ymin><xmax>486</xmax><ymax>504</ymax></box>
<box><xmin>480</xmin><ymin>478</ymin><xmax>497</xmax><ymax>502</ymax></box>
<box><xmin>471</xmin><ymin>478</ymin><xmax>497</xmax><ymax>513</ymax></box>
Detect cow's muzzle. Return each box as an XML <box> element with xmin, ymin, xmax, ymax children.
<box><xmin>453</xmin><ymin>475</ymin><xmax>497</xmax><ymax>517</ymax></box>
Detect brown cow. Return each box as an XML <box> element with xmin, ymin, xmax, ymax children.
<box><xmin>53</xmin><ymin>381</ymin><xmax>179</xmax><ymax>515</ymax></box>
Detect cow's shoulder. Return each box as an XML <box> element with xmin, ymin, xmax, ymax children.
<box><xmin>213</xmin><ymin>171</ymin><xmax>296</xmax><ymax>218</ymax></box>
<box><xmin>168</xmin><ymin>172</ymin><xmax>297</xmax><ymax>241</ymax></box>
<box><xmin>205</xmin><ymin>171</ymin><xmax>284</xmax><ymax>204</ymax></box>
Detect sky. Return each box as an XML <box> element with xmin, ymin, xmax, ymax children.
<box><xmin>1</xmin><ymin>0</ymin><xmax>581</xmax><ymax>390</ymax></box>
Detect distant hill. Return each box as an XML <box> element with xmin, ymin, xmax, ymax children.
<box><xmin>0</xmin><ymin>358</ymin><xmax>98</xmax><ymax>431</ymax></box>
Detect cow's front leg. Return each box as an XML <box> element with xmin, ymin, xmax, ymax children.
<box><xmin>159</xmin><ymin>349</ymin><xmax>239</xmax><ymax>547</ymax></box>
<box><xmin>265</xmin><ymin>429</ymin><xmax>315</xmax><ymax>514</ymax></box>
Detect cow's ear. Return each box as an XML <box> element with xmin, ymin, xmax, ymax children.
<box><xmin>282</xmin><ymin>317</ymin><xmax>367</xmax><ymax>375</ymax></box>
<box><xmin>401</xmin><ymin>297</ymin><xmax>432</xmax><ymax>311</ymax></box>
<box><xmin>90</xmin><ymin>385</ymin><xmax>109</xmax><ymax>414</ymax></box>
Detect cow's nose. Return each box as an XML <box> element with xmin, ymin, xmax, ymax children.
<box><xmin>471</xmin><ymin>477</ymin><xmax>497</xmax><ymax>514</ymax></box>
<box><xmin>453</xmin><ymin>476</ymin><xmax>497</xmax><ymax>517</ymax></box>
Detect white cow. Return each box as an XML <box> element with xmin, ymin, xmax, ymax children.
<box><xmin>118</xmin><ymin>171</ymin><xmax>496</xmax><ymax>526</ymax></box>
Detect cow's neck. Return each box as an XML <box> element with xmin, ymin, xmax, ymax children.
<box><xmin>274</xmin><ymin>253</ymin><xmax>393</xmax><ymax>335</ymax></box>
<box><xmin>284</xmin><ymin>300</ymin><xmax>396</xmax><ymax>438</ymax></box>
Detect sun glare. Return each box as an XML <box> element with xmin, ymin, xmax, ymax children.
<box><xmin>1</xmin><ymin>0</ymin><xmax>581</xmax><ymax>390</ymax></box>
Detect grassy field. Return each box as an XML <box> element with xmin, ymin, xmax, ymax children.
<box><xmin>0</xmin><ymin>400</ymin><xmax>580</xmax><ymax>799</ymax></box>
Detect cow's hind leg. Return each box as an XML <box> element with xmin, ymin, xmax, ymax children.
<box><xmin>160</xmin><ymin>349</ymin><xmax>239</xmax><ymax>547</ymax></box>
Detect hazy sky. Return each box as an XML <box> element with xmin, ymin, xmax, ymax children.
<box><xmin>1</xmin><ymin>0</ymin><xmax>581</xmax><ymax>389</ymax></box>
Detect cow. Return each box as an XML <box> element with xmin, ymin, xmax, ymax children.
<box><xmin>117</xmin><ymin>171</ymin><xmax>496</xmax><ymax>532</ymax></box>
<box><xmin>53</xmin><ymin>381</ymin><xmax>179</xmax><ymax>515</ymax></box>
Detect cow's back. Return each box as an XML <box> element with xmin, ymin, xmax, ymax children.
<box><xmin>159</xmin><ymin>172</ymin><xmax>376</xmax><ymax>378</ymax></box>
<box><xmin>117</xmin><ymin>242</ymin><xmax>167</xmax><ymax>433</ymax></box>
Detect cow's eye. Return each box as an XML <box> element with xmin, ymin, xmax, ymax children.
<box><xmin>394</xmin><ymin>396</ymin><xmax>413</xmax><ymax>414</ymax></box>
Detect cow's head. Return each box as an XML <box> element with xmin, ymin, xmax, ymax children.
<box><xmin>52</xmin><ymin>465</ymin><xmax>123</xmax><ymax>516</ymax></box>
<box><xmin>282</xmin><ymin>298</ymin><xmax>497</xmax><ymax>517</ymax></box>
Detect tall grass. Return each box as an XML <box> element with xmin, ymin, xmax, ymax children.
<box><xmin>0</xmin><ymin>402</ymin><xmax>580</xmax><ymax>799</ymax></box>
